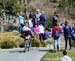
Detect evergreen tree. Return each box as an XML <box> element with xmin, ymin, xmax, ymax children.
<box><xmin>0</xmin><ymin>0</ymin><xmax>23</xmax><ymax>16</ymax></box>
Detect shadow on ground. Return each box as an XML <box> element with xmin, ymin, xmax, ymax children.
<box><xmin>9</xmin><ymin>50</ymin><xmax>25</xmax><ymax>53</ymax></box>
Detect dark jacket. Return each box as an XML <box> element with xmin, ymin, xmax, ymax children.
<box><xmin>63</xmin><ymin>25</ymin><xmax>72</xmax><ymax>38</ymax></box>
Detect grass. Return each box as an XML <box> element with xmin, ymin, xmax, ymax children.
<box><xmin>41</xmin><ymin>48</ymin><xmax>75</xmax><ymax>61</ymax></box>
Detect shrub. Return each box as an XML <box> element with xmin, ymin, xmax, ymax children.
<box><xmin>0</xmin><ymin>32</ymin><xmax>47</xmax><ymax>48</ymax></box>
<box><xmin>0</xmin><ymin>32</ymin><xmax>24</xmax><ymax>49</ymax></box>
<box><xmin>45</xmin><ymin>40</ymin><xmax>53</xmax><ymax>45</ymax></box>
<box><xmin>0</xmin><ymin>40</ymin><xmax>16</xmax><ymax>49</ymax></box>
<box><xmin>31</xmin><ymin>38</ymin><xmax>47</xmax><ymax>47</ymax></box>
<box><xmin>17</xmin><ymin>39</ymin><xmax>24</xmax><ymax>48</ymax></box>
<box><xmin>40</xmin><ymin>42</ymin><xmax>46</xmax><ymax>47</ymax></box>
<box><xmin>31</xmin><ymin>38</ymin><xmax>41</xmax><ymax>47</ymax></box>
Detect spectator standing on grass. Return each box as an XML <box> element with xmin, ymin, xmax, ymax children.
<box><xmin>63</xmin><ymin>21</ymin><xmax>72</xmax><ymax>50</ymax></box>
<box><xmin>60</xmin><ymin>50</ymin><xmax>72</xmax><ymax>61</ymax></box>
<box><xmin>71</xmin><ymin>23</ymin><xmax>75</xmax><ymax>42</ymax></box>
<box><xmin>52</xmin><ymin>22</ymin><xmax>62</xmax><ymax>52</ymax></box>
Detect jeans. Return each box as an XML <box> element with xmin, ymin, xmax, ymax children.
<box><xmin>54</xmin><ymin>37</ymin><xmax>60</xmax><ymax>50</ymax></box>
<box><xmin>24</xmin><ymin>39</ymin><xmax>30</xmax><ymax>48</ymax></box>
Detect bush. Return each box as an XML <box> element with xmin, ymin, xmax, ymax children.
<box><xmin>0</xmin><ymin>32</ymin><xmax>24</xmax><ymax>49</ymax></box>
<box><xmin>45</xmin><ymin>40</ymin><xmax>53</xmax><ymax>45</ymax></box>
<box><xmin>31</xmin><ymin>38</ymin><xmax>46</xmax><ymax>47</ymax></box>
<box><xmin>40</xmin><ymin>42</ymin><xmax>46</xmax><ymax>47</ymax></box>
<box><xmin>16</xmin><ymin>39</ymin><xmax>24</xmax><ymax>48</ymax></box>
<box><xmin>0</xmin><ymin>40</ymin><xmax>16</xmax><ymax>49</ymax></box>
<box><xmin>0</xmin><ymin>32</ymin><xmax>47</xmax><ymax>48</ymax></box>
<box><xmin>31</xmin><ymin>38</ymin><xmax>41</xmax><ymax>47</ymax></box>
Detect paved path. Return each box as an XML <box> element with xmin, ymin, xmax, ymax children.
<box><xmin>0</xmin><ymin>48</ymin><xmax>49</xmax><ymax>61</ymax></box>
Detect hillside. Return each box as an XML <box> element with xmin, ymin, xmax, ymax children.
<box><xmin>28</xmin><ymin>0</ymin><xmax>75</xmax><ymax>24</ymax></box>
<box><xmin>29</xmin><ymin>0</ymin><xmax>58</xmax><ymax>16</ymax></box>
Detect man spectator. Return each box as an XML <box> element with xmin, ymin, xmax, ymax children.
<box><xmin>18</xmin><ymin>14</ymin><xmax>24</xmax><ymax>26</ymax></box>
<box><xmin>18</xmin><ymin>13</ymin><xmax>24</xmax><ymax>33</ymax></box>
<box><xmin>72</xmin><ymin>23</ymin><xmax>75</xmax><ymax>42</ymax></box>
<box><xmin>52</xmin><ymin>12</ymin><xmax>59</xmax><ymax>26</ymax></box>
<box><xmin>36</xmin><ymin>9</ymin><xmax>41</xmax><ymax>26</ymax></box>
<box><xmin>29</xmin><ymin>11</ymin><xmax>36</xmax><ymax>27</ymax></box>
<box><xmin>52</xmin><ymin>22</ymin><xmax>62</xmax><ymax>52</ymax></box>
<box><xmin>40</xmin><ymin>11</ymin><xmax>46</xmax><ymax>26</ymax></box>
<box><xmin>63</xmin><ymin>21</ymin><xmax>72</xmax><ymax>50</ymax></box>
<box><xmin>60</xmin><ymin>50</ymin><xmax>72</xmax><ymax>61</ymax></box>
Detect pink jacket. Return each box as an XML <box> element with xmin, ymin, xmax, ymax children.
<box><xmin>34</xmin><ymin>27</ymin><xmax>39</xmax><ymax>34</ymax></box>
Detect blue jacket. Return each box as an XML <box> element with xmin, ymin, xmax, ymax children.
<box><xmin>72</xmin><ymin>26</ymin><xmax>75</xmax><ymax>33</ymax></box>
<box><xmin>44</xmin><ymin>31</ymin><xmax>49</xmax><ymax>39</ymax></box>
<box><xmin>40</xmin><ymin>14</ymin><xmax>46</xmax><ymax>22</ymax></box>
<box><xmin>19</xmin><ymin>15</ymin><xmax>24</xmax><ymax>25</ymax></box>
<box><xmin>63</xmin><ymin>25</ymin><xmax>72</xmax><ymax>38</ymax></box>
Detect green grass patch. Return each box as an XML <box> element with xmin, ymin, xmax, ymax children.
<box><xmin>41</xmin><ymin>48</ymin><xmax>75</xmax><ymax>61</ymax></box>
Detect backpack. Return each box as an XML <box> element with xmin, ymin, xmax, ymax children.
<box><xmin>54</xmin><ymin>29</ymin><xmax>60</xmax><ymax>38</ymax></box>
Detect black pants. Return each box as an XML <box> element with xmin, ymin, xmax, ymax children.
<box><xmin>64</xmin><ymin>37</ymin><xmax>72</xmax><ymax>50</ymax></box>
<box><xmin>39</xmin><ymin>33</ymin><xmax>44</xmax><ymax>41</ymax></box>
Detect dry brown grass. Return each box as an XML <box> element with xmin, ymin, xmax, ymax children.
<box><xmin>29</xmin><ymin>0</ymin><xmax>58</xmax><ymax>16</ymax></box>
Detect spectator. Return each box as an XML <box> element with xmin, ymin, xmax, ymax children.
<box><xmin>33</xmin><ymin>25</ymin><xmax>39</xmax><ymax>38</ymax></box>
<box><xmin>38</xmin><ymin>24</ymin><xmax>45</xmax><ymax>41</ymax></box>
<box><xmin>36</xmin><ymin>9</ymin><xmax>41</xmax><ymax>26</ymax></box>
<box><xmin>60</xmin><ymin>23</ymin><xmax>65</xmax><ymax>32</ymax></box>
<box><xmin>29</xmin><ymin>11</ymin><xmax>36</xmax><ymax>27</ymax></box>
<box><xmin>18</xmin><ymin>14</ymin><xmax>24</xmax><ymax>26</ymax></box>
<box><xmin>52</xmin><ymin>22</ymin><xmax>62</xmax><ymax>52</ymax></box>
<box><xmin>28</xmin><ymin>18</ymin><xmax>33</xmax><ymax>31</ymax></box>
<box><xmin>40</xmin><ymin>11</ymin><xmax>46</xmax><ymax>26</ymax></box>
<box><xmin>60</xmin><ymin>50</ymin><xmax>72</xmax><ymax>61</ymax></box>
<box><xmin>52</xmin><ymin>12</ymin><xmax>59</xmax><ymax>26</ymax></box>
<box><xmin>44</xmin><ymin>29</ymin><xmax>50</xmax><ymax>40</ymax></box>
<box><xmin>18</xmin><ymin>14</ymin><xmax>24</xmax><ymax>33</ymax></box>
<box><xmin>71</xmin><ymin>23</ymin><xmax>75</xmax><ymax>42</ymax></box>
<box><xmin>63</xmin><ymin>21</ymin><xmax>72</xmax><ymax>50</ymax></box>
<box><xmin>29</xmin><ymin>11</ymin><xmax>33</xmax><ymax>19</ymax></box>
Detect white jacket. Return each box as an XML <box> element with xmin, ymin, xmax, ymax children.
<box><xmin>60</xmin><ymin>55</ymin><xmax>72</xmax><ymax>61</ymax></box>
<box><xmin>38</xmin><ymin>25</ymin><xmax>44</xmax><ymax>34</ymax></box>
